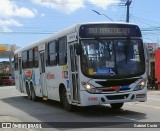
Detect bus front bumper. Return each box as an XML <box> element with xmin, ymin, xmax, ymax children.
<box><xmin>80</xmin><ymin>87</ymin><xmax>147</xmax><ymax>106</ymax></box>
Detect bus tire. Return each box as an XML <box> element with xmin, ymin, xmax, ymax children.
<box><xmin>31</xmin><ymin>85</ymin><xmax>37</xmax><ymax>101</ymax></box>
<box><xmin>110</xmin><ymin>103</ymin><xmax>124</xmax><ymax>110</ymax></box>
<box><xmin>26</xmin><ymin>85</ymin><xmax>31</xmax><ymax>100</ymax></box>
<box><xmin>61</xmin><ymin>87</ymin><xmax>73</xmax><ymax>111</ymax></box>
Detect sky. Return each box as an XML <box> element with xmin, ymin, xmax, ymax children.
<box><xmin>0</xmin><ymin>0</ymin><xmax>160</xmax><ymax>49</ymax></box>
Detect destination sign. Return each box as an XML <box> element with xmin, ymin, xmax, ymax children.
<box><xmin>88</xmin><ymin>27</ymin><xmax>130</xmax><ymax>35</ymax></box>
<box><xmin>79</xmin><ymin>24</ymin><xmax>141</xmax><ymax>38</ymax></box>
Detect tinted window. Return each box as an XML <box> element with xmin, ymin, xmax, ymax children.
<box><xmin>33</xmin><ymin>47</ymin><xmax>39</xmax><ymax>68</ymax></box>
<box><xmin>22</xmin><ymin>51</ymin><xmax>28</xmax><ymax>69</ymax></box>
<box><xmin>28</xmin><ymin>49</ymin><xmax>33</xmax><ymax>68</ymax></box>
<box><xmin>58</xmin><ymin>37</ymin><xmax>67</xmax><ymax>65</ymax></box>
<box><xmin>14</xmin><ymin>54</ymin><xmax>18</xmax><ymax>71</ymax></box>
<box><xmin>48</xmin><ymin>41</ymin><xmax>57</xmax><ymax>66</ymax></box>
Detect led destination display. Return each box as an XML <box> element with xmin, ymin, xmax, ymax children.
<box><xmin>79</xmin><ymin>24</ymin><xmax>141</xmax><ymax>38</ymax></box>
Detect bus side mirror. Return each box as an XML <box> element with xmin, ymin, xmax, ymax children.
<box><xmin>76</xmin><ymin>44</ymin><xmax>82</xmax><ymax>55</ymax></box>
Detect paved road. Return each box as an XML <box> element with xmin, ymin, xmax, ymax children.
<box><xmin>0</xmin><ymin>86</ymin><xmax>160</xmax><ymax>131</ymax></box>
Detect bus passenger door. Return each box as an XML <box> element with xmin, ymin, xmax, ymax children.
<box><xmin>18</xmin><ymin>58</ymin><xmax>23</xmax><ymax>92</ymax></box>
<box><xmin>69</xmin><ymin>44</ymin><xmax>80</xmax><ymax>103</ymax></box>
<box><xmin>39</xmin><ymin>51</ymin><xmax>47</xmax><ymax>97</ymax></box>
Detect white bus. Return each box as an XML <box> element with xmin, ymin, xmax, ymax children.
<box><xmin>14</xmin><ymin>22</ymin><xmax>147</xmax><ymax>111</ymax></box>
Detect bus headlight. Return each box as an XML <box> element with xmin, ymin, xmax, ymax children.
<box><xmin>134</xmin><ymin>79</ymin><xmax>147</xmax><ymax>91</ymax></box>
<box><xmin>81</xmin><ymin>82</ymin><xmax>101</xmax><ymax>93</ymax></box>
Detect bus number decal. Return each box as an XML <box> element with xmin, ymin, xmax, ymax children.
<box><xmin>88</xmin><ymin>97</ymin><xmax>98</xmax><ymax>101</ymax></box>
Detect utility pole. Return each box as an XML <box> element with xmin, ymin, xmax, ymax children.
<box><xmin>125</xmin><ymin>0</ymin><xmax>132</xmax><ymax>22</ymax></box>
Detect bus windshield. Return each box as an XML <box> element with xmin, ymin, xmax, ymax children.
<box><xmin>80</xmin><ymin>39</ymin><xmax>145</xmax><ymax>78</ymax></box>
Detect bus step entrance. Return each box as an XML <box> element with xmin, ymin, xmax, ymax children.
<box><xmin>43</xmin><ymin>96</ymin><xmax>48</xmax><ymax>100</ymax></box>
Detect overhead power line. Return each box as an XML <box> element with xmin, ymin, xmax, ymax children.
<box><xmin>0</xmin><ymin>31</ymin><xmax>54</xmax><ymax>34</ymax></box>
<box><xmin>130</xmin><ymin>15</ymin><xmax>160</xmax><ymax>27</ymax></box>
<box><xmin>10</xmin><ymin>0</ymin><xmax>119</xmax><ymax>6</ymax></box>
<box><xmin>0</xmin><ymin>27</ymin><xmax>159</xmax><ymax>35</ymax></box>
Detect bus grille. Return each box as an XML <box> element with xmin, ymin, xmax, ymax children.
<box><xmin>96</xmin><ymin>78</ymin><xmax>138</xmax><ymax>87</ymax></box>
<box><xmin>106</xmin><ymin>94</ymin><xmax>129</xmax><ymax>100</ymax></box>
<box><xmin>100</xmin><ymin>88</ymin><xmax>130</xmax><ymax>92</ymax></box>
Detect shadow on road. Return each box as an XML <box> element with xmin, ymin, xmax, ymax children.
<box><xmin>1</xmin><ymin>95</ymin><xmax>147</xmax><ymax>123</ymax></box>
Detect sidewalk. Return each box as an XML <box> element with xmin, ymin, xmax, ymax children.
<box><xmin>147</xmin><ymin>89</ymin><xmax>160</xmax><ymax>95</ymax></box>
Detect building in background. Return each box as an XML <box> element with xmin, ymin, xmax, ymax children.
<box><xmin>0</xmin><ymin>44</ymin><xmax>19</xmax><ymax>77</ymax></box>
<box><xmin>145</xmin><ymin>43</ymin><xmax>159</xmax><ymax>77</ymax></box>
<box><xmin>145</xmin><ymin>43</ymin><xmax>160</xmax><ymax>89</ymax></box>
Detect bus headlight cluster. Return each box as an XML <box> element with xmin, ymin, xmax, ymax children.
<box><xmin>81</xmin><ymin>82</ymin><xmax>101</xmax><ymax>93</ymax></box>
<box><xmin>134</xmin><ymin>79</ymin><xmax>147</xmax><ymax>91</ymax></box>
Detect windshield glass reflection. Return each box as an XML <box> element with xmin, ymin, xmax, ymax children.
<box><xmin>80</xmin><ymin>39</ymin><xmax>145</xmax><ymax>78</ymax></box>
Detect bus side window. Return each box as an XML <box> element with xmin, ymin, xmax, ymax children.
<box><xmin>28</xmin><ymin>49</ymin><xmax>33</xmax><ymax>68</ymax></box>
<box><xmin>22</xmin><ymin>51</ymin><xmax>28</xmax><ymax>69</ymax></box>
<box><xmin>45</xmin><ymin>43</ymin><xmax>48</xmax><ymax>67</ymax></box>
<box><xmin>14</xmin><ymin>54</ymin><xmax>18</xmax><ymax>71</ymax></box>
<box><xmin>58</xmin><ymin>37</ymin><xmax>67</xmax><ymax>65</ymax></box>
<box><xmin>48</xmin><ymin>41</ymin><xmax>57</xmax><ymax>66</ymax></box>
<box><xmin>33</xmin><ymin>46</ymin><xmax>39</xmax><ymax>68</ymax></box>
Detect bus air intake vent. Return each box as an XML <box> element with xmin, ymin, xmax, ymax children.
<box><xmin>96</xmin><ymin>78</ymin><xmax>139</xmax><ymax>87</ymax></box>
<box><xmin>106</xmin><ymin>94</ymin><xmax>129</xmax><ymax>100</ymax></box>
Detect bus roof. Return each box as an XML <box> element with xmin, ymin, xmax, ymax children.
<box><xmin>14</xmin><ymin>22</ymin><xmax>139</xmax><ymax>54</ymax></box>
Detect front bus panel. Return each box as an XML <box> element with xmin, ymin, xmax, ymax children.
<box><xmin>78</xmin><ymin>23</ymin><xmax>147</xmax><ymax>107</ymax></box>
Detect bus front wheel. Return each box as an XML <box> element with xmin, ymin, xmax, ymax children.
<box><xmin>26</xmin><ymin>87</ymin><xmax>31</xmax><ymax>100</ymax></box>
<box><xmin>31</xmin><ymin>85</ymin><xmax>37</xmax><ymax>101</ymax></box>
<box><xmin>61</xmin><ymin>88</ymin><xmax>73</xmax><ymax>111</ymax></box>
<box><xmin>110</xmin><ymin>103</ymin><xmax>124</xmax><ymax>110</ymax></box>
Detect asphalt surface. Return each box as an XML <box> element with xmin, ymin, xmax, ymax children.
<box><xmin>0</xmin><ymin>86</ymin><xmax>160</xmax><ymax>131</ymax></box>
